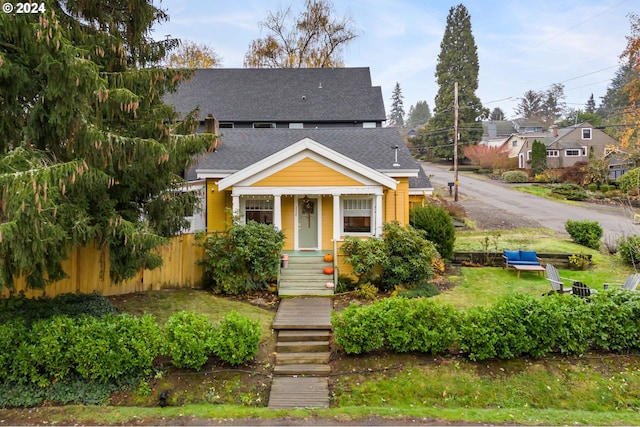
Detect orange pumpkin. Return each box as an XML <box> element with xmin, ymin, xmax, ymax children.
<box><xmin>323</xmin><ymin>267</ymin><xmax>334</xmax><ymax>275</ymax></box>
<box><xmin>323</xmin><ymin>253</ymin><xmax>334</xmax><ymax>262</ymax></box>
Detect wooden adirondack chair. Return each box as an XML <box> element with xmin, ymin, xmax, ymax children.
<box><xmin>604</xmin><ymin>273</ymin><xmax>640</xmax><ymax>291</ymax></box>
<box><xmin>545</xmin><ymin>264</ymin><xmax>574</xmax><ymax>294</ymax></box>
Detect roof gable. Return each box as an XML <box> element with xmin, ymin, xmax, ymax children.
<box><xmin>217</xmin><ymin>137</ymin><xmax>397</xmax><ymax>190</ymax></box>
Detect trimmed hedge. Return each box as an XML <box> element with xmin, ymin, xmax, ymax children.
<box><xmin>332</xmin><ymin>291</ymin><xmax>640</xmax><ymax>360</ymax></box>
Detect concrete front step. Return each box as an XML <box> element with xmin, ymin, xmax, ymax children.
<box><xmin>277</xmin><ymin>340</ymin><xmax>330</xmax><ymax>353</ymax></box>
<box><xmin>279</xmin><ymin>288</ymin><xmax>334</xmax><ymax>296</ymax></box>
<box><xmin>276</xmin><ymin>351</ymin><xmax>331</xmax><ymax>365</ymax></box>
<box><xmin>278</xmin><ymin>330</ymin><xmax>331</xmax><ymax>342</ymax></box>
<box><xmin>273</xmin><ymin>363</ymin><xmax>331</xmax><ymax>375</ymax></box>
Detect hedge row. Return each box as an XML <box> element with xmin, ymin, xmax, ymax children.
<box><xmin>0</xmin><ymin>310</ymin><xmax>261</xmax><ymax>387</ymax></box>
<box><xmin>332</xmin><ymin>291</ymin><xmax>640</xmax><ymax>361</ymax></box>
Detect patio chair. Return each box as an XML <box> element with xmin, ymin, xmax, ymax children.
<box><xmin>545</xmin><ymin>264</ymin><xmax>575</xmax><ymax>294</ymax></box>
<box><xmin>571</xmin><ymin>281</ymin><xmax>597</xmax><ymax>299</ymax></box>
<box><xmin>603</xmin><ymin>273</ymin><xmax>640</xmax><ymax>291</ymax></box>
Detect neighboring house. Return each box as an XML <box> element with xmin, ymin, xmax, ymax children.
<box><xmin>164</xmin><ymin>67</ymin><xmax>387</xmax><ymax>129</ymax></box>
<box><xmin>480</xmin><ymin>120</ymin><xmax>517</xmax><ymax>148</ymax></box>
<box><xmin>514</xmin><ymin>122</ymin><xmax>621</xmax><ymax>171</ymax></box>
<box><xmin>605</xmin><ymin>149</ymin><xmax>635</xmax><ymax>181</ymax></box>
<box><xmin>168</xmin><ymin>68</ymin><xmax>433</xmax><ymax>289</ymax></box>
<box><xmin>504</xmin><ymin>132</ymin><xmax>548</xmax><ymax>163</ymax></box>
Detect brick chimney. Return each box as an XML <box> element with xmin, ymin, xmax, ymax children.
<box><xmin>551</xmin><ymin>125</ymin><xmax>558</xmax><ymax>138</ymax></box>
<box><xmin>204</xmin><ymin>113</ymin><xmax>220</xmax><ymax>148</ymax></box>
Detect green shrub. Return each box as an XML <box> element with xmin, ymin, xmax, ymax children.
<box><xmin>617</xmin><ymin>235</ymin><xmax>640</xmax><ymax>266</ymax></box>
<box><xmin>71</xmin><ymin>314</ymin><xmax>163</xmax><ymax>382</ymax></box>
<box><xmin>600</xmin><ymin>184</ymin><xmax>610</xmax><ymax>193</ymax></box>
<box><xmin>29</xmin><ymin>316</ymin><xmax>77</xmax><ymax>386</ymax></box>
<box><xmin>617</xmin><ymin>167</ymin><xmax>640</xmax><ymax>193</ymax></box>
<box><xmin>164</xmin><ymin>311</ymin><xmax>217</xmax><ymax>370</ymax></box>
<box><xmin>380</xmin><ymin>298</ymin><xmax>458</xmax><ymax>354</ymax></box>
<box><xmin>588</xmin><ymin>183</ymin><xmax>598</xmax><ymax>192</ymax></box>
<box><xmin>336</xmin><ymin>274</ymin><xmax>357</xmax><ymax>293</ymax></box>
<box><xmin>590</xmin><ymin>291</ymin><xmax>640</xmax><ymax>351</ymax></box>
<box><xmin>380</xmin><ymin>222</ymin><xmax>437</xmax><ymax>290</ymax></box>
<box><xmin>565</xmin><ymin>220</ymin><xmax>603</xmax><ymax>249</ymax></box>
<box><xmin>409</xmin><ymin>204</ymin><xmax>455</xmax><ymax>259</ymax></box>
<box><xmin>550</xmin><ymin>183</ymin><xmax>588</xmax><ymax>201</ymax></box>
<box><xmin>0</xmin><ymin>292</ymin><xmax>116</xmax><ymax>326</ymax></box>
<box><xmin>213</xmin><ymin>311</ymin><xmax>261</xmax><ymax>366</ymax></box>
<box><xmin>332</xmin><ymin>303</ymin><xmax>385</xmax><ymax>354</ymax></box>
<box><xmin>0</xmin><ymin>319</ymin><xmax>29</xmax><ymax>384</ymax></box>
<box><xmin>199</xmin><ymin>220</ymin><xmax>285</xmax><ymax>294</ymax></box>
<box><xmin>340</xmin><ymin>236</ymin><xmax>386</xmax><ymax>286</ymax></box>
<box><xmin>354</xmin><ymin>283</ymin><xmax>378</xmax><ymax>300</ymax></box>
<box><xmin>501</xmin><ymin>170</ymin><xmax>529</xmax><ymax>183</ymax></box>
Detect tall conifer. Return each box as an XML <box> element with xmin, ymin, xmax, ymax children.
<box><xmin>0</xmin><ymin>0</ymin><xmax>215</xmax><ymax>289</ymax></box>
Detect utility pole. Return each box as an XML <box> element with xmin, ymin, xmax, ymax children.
<box><xmin>453</xmin><ymin>81</ymin><xmax>459</xmax><ymax>202</ymax></box>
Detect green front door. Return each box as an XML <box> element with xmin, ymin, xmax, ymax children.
<box><xmin>298</xmin><ymin>197</ymin><xmax>319</xmax><ymax>249</ymax></box>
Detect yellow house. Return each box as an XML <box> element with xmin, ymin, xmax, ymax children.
<box><xmin>188</xmin><ymin>127</ymin><xmax>432</xmax><ymax>295</ymax></box>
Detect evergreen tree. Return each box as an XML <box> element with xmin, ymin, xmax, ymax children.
<box><xmin>585</xmin><ymin>93</ymin><xmax>596</xmax><ymax>114</ymax></box>
<box><xmin>515</xmin><ymin>90</ymin><xmax>543</xmax><ymax>120</ymax></box>
<box><xmin>405</xmin><ymin>100</ymin><xmax>432</xmax><ymax>129</ymax></box>
<box><xmin>490</xmin><ymin>107</ymin><xmax>505</xmax><ymax>121</ymax></box>
<box><xmin>598</xmin><ymin>62</ymin><xmax>638</xmax><ymax>119</ymax></box>
<box><xmin>388</xmin><ymin>82</ymin><xmax>405</xmax><ymax>127</ymax></box>
<box><xmin>530</xmin><ymin>140</ymin><xmax>547</xmax><ymax>176</ymax></box>
<box><xmin>0</xmin><ymin>0</ymin><xmax>215</xmax><ymax>290</ymax></box>
<box><xmin>418</xmin><ymin>4</ymin><xmax>486</xmax><ymax>158</ymax></box>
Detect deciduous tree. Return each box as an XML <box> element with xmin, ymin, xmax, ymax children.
<box><xmin>243</xmin><ymin>0</ymin><xmax>358</xmax><ymax>68</ymax></box>
<box><xmin>166</xmin><ymin>40</ymin><xmax>221</xmax><ymax>69</ymax></box>
<box><xmin>616</xmin><ymin>14</ymin><xmax>640</xmax><ymax>152</ymax></box>
<box><xmin>0</xmin><ymin>0</ymin><xmax>215</xmax><ymax>290</ymax></box>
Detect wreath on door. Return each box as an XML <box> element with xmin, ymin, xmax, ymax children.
<box><xmin>302</xmin><ymin>196</ymin><xmax>314</xmax><ymax>227</ymax></box>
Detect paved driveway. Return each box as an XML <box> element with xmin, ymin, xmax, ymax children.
<box><xmin>421</xmin><ymin>162</ymin><xmax>639</xmax><ymax>241</ymax></box>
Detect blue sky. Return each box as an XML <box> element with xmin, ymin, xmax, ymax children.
<box><xmin>152</xmin><ymin>0</ymin><xmax>635</xmax><ymax>120</ymax></box>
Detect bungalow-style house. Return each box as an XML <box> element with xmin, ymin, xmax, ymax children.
<box><xmin>167</xmin><ymin>68</ymin><xmax>433</xmax><ymax>294</ymax></box>
<box><xmin>513</xmin><ymin>121</ymin><xmax>621</xmax><ymax>171</ymax></box>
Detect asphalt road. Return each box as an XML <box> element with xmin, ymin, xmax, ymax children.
<box><xmin>421</xmin><ymin>162</ymin><xmax>639</xmax><ymax>241</ymax></box>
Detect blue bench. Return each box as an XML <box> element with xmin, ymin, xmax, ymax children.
<box><xmin>502</xmin><ymin>250</ymin><xmax>541</xmax><ymax>269</ymax></box>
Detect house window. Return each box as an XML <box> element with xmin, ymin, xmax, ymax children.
<box><xmin>582</xmin><ymin>128</ymin><xmax>592</xmax><ymax>140</ymax></box>
<box><xmin>547</xmin><ymin>150</ymin><xmax>559</xmax><ymax>157</ymax></box>
<box><xmin>343</xmin><ymin>198</ymin><xmax>372</xmax><ymax>234</ymax></box>
<box><xmin>219</xmin><ymin>122</ymin><xmax>234</xmax><ymax>128</ymax></box>
<box><xmin>526</xmin><ymin>150</ymin><xmax>531</xmax><ymax>161</ymax></box>
<box><xmin>565</xmin><ymin>149</ymin><xmax>580</xmax><ymax>157</ymax></box>
<box><xmin>253</xmin><ymin>122</ymin><xmax>275</xmax><ymax>128</ymax></box>
<box><xmin>362</xmin><ymin>122</ymin><xmax>376</xmax><ymax>128</ymax></box>
<box><xmin>512</xmin><ymin>140</ymin><xmax>518</xmax><ymax>147</ymax></box>
<box><xmin>244</xmin><ymin>198</ymin><xmax>273</xmax><ymax>224</ymax></box>
<box><xmin>289</xmin><ymin>122</ymin><xmax>304</xmax><ymax>129</ymax></box>
<box><xmin>581</xmin><ymin>146</ymin><xmax>588</xmax><ymax>156</ymax></box>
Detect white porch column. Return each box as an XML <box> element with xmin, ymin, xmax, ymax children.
<box><xmin>332</xmin><ymin>193</ymin><xmax>341</xmax><ymax>242</ymax></box>
<box><xmin>273</xmin><ymin>194</ymin><xmax>282</xmax><ymax>230</ymax></box>
<box><xmin>375</xmin><ymin>193</ymin><xmax>383</xmax><ymax>237</ymax></box>
<box><xmin>232</xmin><ymin>193</ymin><xmax>240</xmax><ymax>219</ymax></box>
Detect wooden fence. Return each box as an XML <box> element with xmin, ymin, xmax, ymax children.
<box><xmin>0</xmin><ymin>234</ymin><xmax>204</xmax><ymax>299</ymax></box>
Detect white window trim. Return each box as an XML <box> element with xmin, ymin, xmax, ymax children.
<box><xmin>362</xmin><ymin>122</ymin><xmax>376</xmax><ymax>128</ymax></box>
<box><xmin>289</xmin><ymin>122</ymin><xmax>304</xmax><ymax>129</ymax></box>
<box><xmin>240</xmin><ymin>196</ymin><xmax>274</xmax><ymax>225</ymax></box>
<box><xmin>253</xmin><ymin>122</ymin><xmax>275</xmax><ymax>128</ymax></box>
<box><xmin>565</xmin><ymin>149</ymin><xmax>581</xmax><ymax>157</ymax></box>
<box><xmin>526</xmin><ymin>150</ymin><xmax>531</xmax><ymax>161</ymax></box>
<box><xmin>547</xmin><ymin>150</ymin><xmax>559</xmax><ymax>157</ymax></box>
<box><xmin>341</xmin><ymin>196</ymin><xmax>375</xmax><ymax>236</ymax></box>
<box><xmin>582</xmin><ymin>128</ymin><xmax>592</xmax><ymax>140</ymax></box>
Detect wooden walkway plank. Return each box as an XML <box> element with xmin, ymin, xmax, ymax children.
<box><xmin>272</xmin><ymin>296</ymin><xmax>333</xmax><ymax>330</ymax></box>
<box><xmin>268</xmin><ymin>377</ymin><xmax>329</xmax><ymax>409</ymax></box>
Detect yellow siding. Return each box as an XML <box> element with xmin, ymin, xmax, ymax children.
<box><xmin>281</xmin><ymin>196</ymin><xmax>295</xmax><ymax>250</ymax></box>
<box><xmin>207</xmin><ymin>180</ymin><xmax>230</xmax><ymax>232</ymax></box>
<box><xmin>0</xmin><ymin>234</ymin><xmax>204</xmax><ymax>299</ymax></box>
<box><xmin>253</xmin><ymin>157</ymin><xmax>363</xmax><ymax>187</ymax></box>
<box><xmin>321</xmin><ymin>195</ymin><xmax>334</xmax><ymax>250</ymax></box>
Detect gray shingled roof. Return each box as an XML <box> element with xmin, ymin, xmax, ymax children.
<box><xmin>165</xmin><ymin>68</ymin><xmax>386</xmax><ymax>122</ymax></box>
<box><xmin>188</xmin><ymin>128</ymin><xmax>431</xmax><ymax>190</ymax></box>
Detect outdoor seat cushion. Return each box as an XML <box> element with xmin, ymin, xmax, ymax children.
<box><xmin>503</xmin><ymin>250</ymin><xmax>540</xmax><ymax>265</ymax></box>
